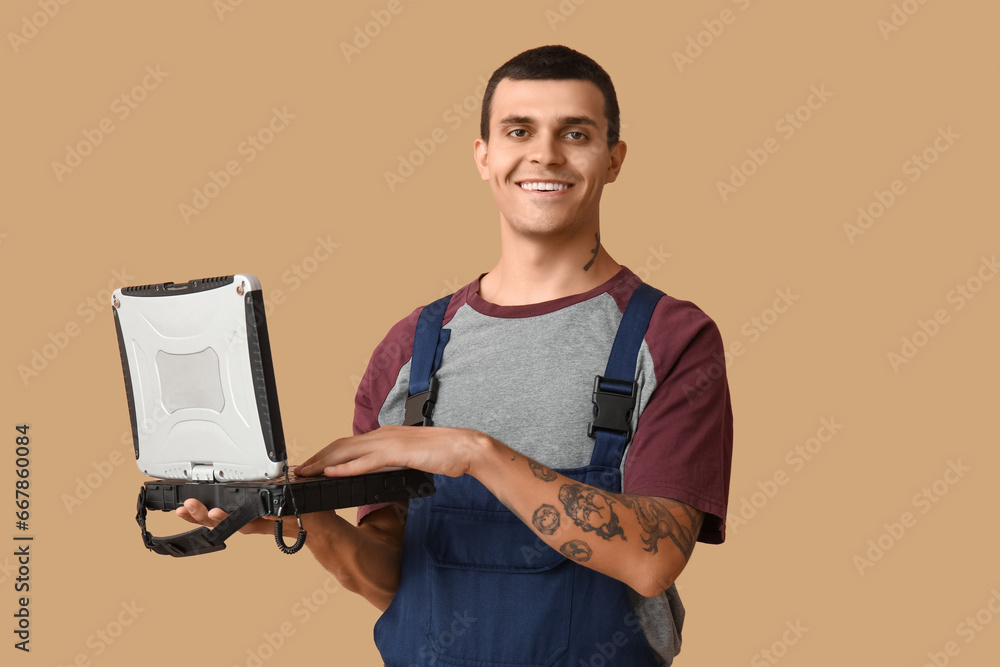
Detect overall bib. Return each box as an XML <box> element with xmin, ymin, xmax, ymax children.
<box><xmin>375</xmin><ymin>284</ymin><xmax>666</xmax><ymax>666</ymax></box>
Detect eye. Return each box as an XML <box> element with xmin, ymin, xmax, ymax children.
<box><xmin>508</xmin><ymin>128</ymin><xmax>528</xmax><ymax>138</ymax></box>
<box><xmin>565</xmin><ymin>131</ymin><xmax>587</xmax><ymax>141</ymax></box>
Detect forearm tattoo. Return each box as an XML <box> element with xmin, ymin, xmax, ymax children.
<box><xmin>532</xmin><ymin>504</ymin><xmax>561</xmax><ymax>535</ymax></box>
<box><xmin>522</xmin><ymin>460</ymin><xmax>702</xmax><ymax>565</ymax></box>
<box><xmin>528</xmin><ymin>459</ymin><xmax>557</xmax><ymax>482</ymax></box>
<box><xmin>620</xmin><ymin>495</ymin><xmax>702</xmax><ymax>561</ymax></box>
<box><xmin>558</xmin><ymin>484</ymin><xmax>625</xmax><ymax>541</ymax></box>
<box><xmin>559</xmin><ymin>540</ymin><xmax>593</xmax><ymax>562</ymax></box>
<box><xmin>584</xmin><ymin>232</ymin><xmax>600</xmax><ymax>271</ymax></box>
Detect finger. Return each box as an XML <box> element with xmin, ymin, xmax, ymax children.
<box><xmin>299</xmin><ymin>427</ymin><xmax>417</xmax><ymax>476</ymax></box>
<box><xmin>299</xmin><ymin>448</ymin><xmax>355</xmax><ymax>477</ymax></box>
<box><xmin>296</xmin><ymin>449</ymin><xmax>325</xmax><ymax>471</ymax></box>
<box><xmin>292</xmin><ymin>462</ymin><xmax>319</xmax><ymax>477</ymax></box>
<box><xmin>176</xmin><ymin>499</ymin><xmax>223</xmax><ymax>527</ymax></box>
<box><xmin>307</xmin><ymin>431</ymin><xmax>400</xmax><ymax>475</ymax></box>
<box><xmin>297</xmin><ymin>440</ymin><xmax>346</xmax><ymax>475</ymax></box>
<box><xmin>175</xmin><ymin>501</ymin><xmax>203</xmax><ymax>525</ymax></box>
<box><xmin>324</xmin><ymin>451</ymin><xmax>388</xmax><ymax>477</ymax></box>
<box><xmin>175</xmin><ymin>506</ymin><xmax>200</xmax><ymax>525</ymax></box>
<box><xmin>206</xmin><ymin>507</ymin><xmax>230</xmax><ymax>523</ymax></box>
<box><xmin>299</xmin><ymin>435</ymin><xmax>360</xmax><ymax>468</ymax></box>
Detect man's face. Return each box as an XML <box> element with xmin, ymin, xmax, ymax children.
<box><xmin>474</xmin><ymin>78</ymin><xmax>626</xmax><ymax>241</ymax></box>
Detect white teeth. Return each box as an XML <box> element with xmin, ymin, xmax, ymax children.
<box><xmin>519</xmin><ymin>182</ymin><xmax>570</xmax><ymax>191</ymax></box>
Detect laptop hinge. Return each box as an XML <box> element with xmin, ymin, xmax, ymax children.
<box><xmin>191</xmin><ymin>464</ymin><xmax>214</xmax><ymax>481</ymax></box>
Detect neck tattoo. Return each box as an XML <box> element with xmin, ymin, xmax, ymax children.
<box><xmin>584</xmin><ymin>232</ymin><xmax>600</xmax><ymax>271</ymax></box>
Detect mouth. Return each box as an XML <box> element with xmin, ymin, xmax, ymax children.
<box><xmin>516</xmin><ymin>180</ymin><xmax>574</xmax><ymax>192</ymax></box>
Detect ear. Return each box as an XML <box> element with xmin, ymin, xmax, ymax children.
<box><xmin>605</xmin><ymin>140</ymin><xmax>627</xmax><ymax>184</ymax></box>
<box><xmin>474</xmin><ymin>137</ymin><xmax>490</xmax><ymax>181</ymax></box>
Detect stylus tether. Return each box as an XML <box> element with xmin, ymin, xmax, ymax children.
<box><xmin>273</xmin><ymin>466</ymin><xmax>307</xmax><ymax>555</ymax></box>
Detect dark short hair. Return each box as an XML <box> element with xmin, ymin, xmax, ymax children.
<box><xmin>480</xmin><ymin>45</ymin><xmax>621</xmax><ymax>148</ymax></box>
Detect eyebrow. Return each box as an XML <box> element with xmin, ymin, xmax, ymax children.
<box><xmin>497</xmin><ymin>114</ymin><xmax>600</xmax><ymax>129</ymax></box>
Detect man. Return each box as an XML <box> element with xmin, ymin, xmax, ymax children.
<box><xmin>179</xmin><ymin>45</ymin><xmax>733</xmax><ymax>665</ymax></box>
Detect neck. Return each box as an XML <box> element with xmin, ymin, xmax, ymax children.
<box><xmin>479</xmin><ymin>225</ymin><xmax>620</xmax><ymax>306</ymax></box>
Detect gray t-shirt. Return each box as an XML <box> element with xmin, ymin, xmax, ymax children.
<box><xmin>355</xmin><ymin>267</ymin><xmax>733</xmax><ymax>664</ymax></box>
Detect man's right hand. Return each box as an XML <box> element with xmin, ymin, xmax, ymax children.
<box><xmin>174</xmin><ymin>499</ymin><xmax>346</xmax><ymax>538</ymax></box>
<box><xmin>174</xmin><ymin>499</ymin><xmax>275</xmax><ymax>536</ymax></box>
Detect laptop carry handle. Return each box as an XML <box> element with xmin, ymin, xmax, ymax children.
<box><xmin>135</xmin><ymin>487</ymin><xmax>279</xmax><ymax>557</ymax></box>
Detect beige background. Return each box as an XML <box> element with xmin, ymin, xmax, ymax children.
<box><xmin>2</xmin><ymin>1</ymin><xmax>998</xmax><ymax>665</ymax></box>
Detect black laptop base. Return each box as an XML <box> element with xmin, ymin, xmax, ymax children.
<box><xmin>136</xmin><ymin>468</ymin><xmax>434</xmax><ymax>557</ymax></box>
<box><xmin>143</xmin><ymin>468</ymin><xmax>434</xmax><ymax>514</ymax></box>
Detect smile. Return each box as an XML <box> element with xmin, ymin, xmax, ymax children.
<box><xmin>517</xmin><ymin>181</ymin><xmax>573</xmax><ymax>192</ymax></box>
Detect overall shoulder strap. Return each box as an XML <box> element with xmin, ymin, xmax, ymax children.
<box><xmin>404</xmin><ymin>294</ymin><xmax>453</xmax><ymax>426</ymax></box>
<box><xmin>589</xmin><ymin>282</ymin><xmax>664</xmax><ymax>471</ymax></box>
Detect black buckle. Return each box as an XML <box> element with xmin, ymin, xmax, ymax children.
<box><xmin>588</xmin><ymin>375</ymin><xmax>637</xmax><ymax>442</ymax></box>
<box><xmin>404</xmin><ymin>376</ymin><xmax>439</xmax><ymax>426</ymax></box>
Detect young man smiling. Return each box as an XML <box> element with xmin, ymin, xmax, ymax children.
<box><xmin>179</xmin><ymin>45</ymin><xmax>732</xmax><ymax>666</ymax></box>
<box><xmin>473</xmin><ymin>73</ymin><xmax>625</xmax><ymax>303</ymax></box>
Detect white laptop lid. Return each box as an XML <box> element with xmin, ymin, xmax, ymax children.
<box><xmin>112</xmin><ymin>274</ymin><xmax>285</xmax><ymax>482</ymax></box>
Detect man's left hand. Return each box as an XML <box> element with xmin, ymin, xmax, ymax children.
<box><xmin>295</xmin><ymin>425</ymin><xmax>489</xmax><ymax>479</ymax></box>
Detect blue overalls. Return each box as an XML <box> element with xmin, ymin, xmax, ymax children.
<box><xmin>375</xmin><ymin>283</ymin><xmax>666</xmax><ymax>666</ymax></box>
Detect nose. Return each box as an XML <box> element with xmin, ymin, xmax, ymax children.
<box><xmin>529</xmin><ymin>131</ymin><xmax>565</xmax><ymax>166</ymax></box>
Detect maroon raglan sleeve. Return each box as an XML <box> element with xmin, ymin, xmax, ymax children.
<box><xmin>622</xmin><ymin>297</ymin><xmax>734</xmax><ymax>544</ymax></box>
<box><xmin>353</xmin><ymin>308</ymin><xmax>421</xmax><ymax>525</ymax></box>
